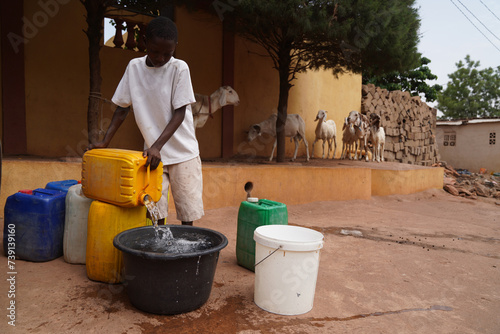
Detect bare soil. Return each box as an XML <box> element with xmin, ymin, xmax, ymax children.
<box><xmin>1</xmin><ymin>158</ymin><xmax>499</xmax><ymax>333</ymax></box>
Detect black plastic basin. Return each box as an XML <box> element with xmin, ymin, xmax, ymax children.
<box><xmin>113</xmin><ymin>225</ymin><xmax>228</xmax><ymax>315</ymax></box>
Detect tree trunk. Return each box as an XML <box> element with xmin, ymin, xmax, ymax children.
<box><xmin>276</xmin><ymin>44</ymin><xmax>292</xmax><ymax>162</ymax></box>
<box><xmin>83</xmin><ymin>0</ymin><xmax>107</xmax><ymax>145</ymax></box>
<box><xmin>276</xmin><ymin>75</ymin><xmax>289</xmax><ymax>162</ymax></box>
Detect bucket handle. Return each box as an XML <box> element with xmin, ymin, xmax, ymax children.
<box><xmin>32</xmin><ymin>189</ymin><xmax>58</xmax><ymax>196</ymax></box>
<box><xmin>254</xmin><ymin>245</ymin><xmax>282</xmax><ymax>267</ymax></box>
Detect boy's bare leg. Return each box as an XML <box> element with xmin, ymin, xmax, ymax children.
<box><xmin>182</xmin><ymin>221</ymin><xmax>193</xmax><ymax>226</ymax></box>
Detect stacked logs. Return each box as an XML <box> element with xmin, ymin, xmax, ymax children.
<box><xmin>361</xmin><ymin>84</ymin><xmax>440</xmax><ymax>166</ymax></box>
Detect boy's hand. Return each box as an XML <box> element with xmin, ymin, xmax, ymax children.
<box><xmin>144</xmin><ymin>147</ymin><xmax>162</xmax><ymax>170</ymax></box>
<box><xmin>85</xmin><ymin>141</ymin><xmax>108</xmax><ymax>152</ymax></box>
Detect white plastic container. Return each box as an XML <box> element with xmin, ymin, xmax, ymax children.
<box><xmin>253</xmin><ymin>225</ymin><xmax>324</xmax><ymax>315</ymax></box>
<box><xmin>63</xmin><ymin>184</ymin><xmax>93</xmax><ymax>264</ymax></box>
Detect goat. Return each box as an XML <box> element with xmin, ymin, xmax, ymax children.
<box><xmin>312</xmin><ymin>110</ymin><xmax>337</xmax><ymax>159</ymax></box>
<box><xmin>347</xmin><ymin>110</ymin><xmax>370</xmax><ymax>162</ymax></box>
<box><xmin>369</xmin><ymin>113</ymin><xmax>385</xmax><ymax>162</ymax></box>
<box><xmin>340</xmin><ymin>117</ymin><xmax>356</xmax><ymax>159</ymax></box>
<box><xmin>192</xmin><ymin>86</ymin><xmax>240</xmax><ymax>128</ymax></box>
<box><xmin>247</xmin><ymin>113</ymin><xmax>309</xmax><ymax>162</ymax></box>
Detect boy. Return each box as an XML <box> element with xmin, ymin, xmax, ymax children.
<box><xmin>88</xmin><ymin>16</ymin><xmax>203</xmax><ymax>226</ymax></box>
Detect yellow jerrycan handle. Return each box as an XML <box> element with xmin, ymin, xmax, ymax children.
<box><xmin>139</xmin><ymin>163</ymin><xmax>151</xmax><ymax>205</ymax></box>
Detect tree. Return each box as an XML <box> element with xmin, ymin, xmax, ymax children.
<box><xmin>228</xmin><ymin>0</ymin><xmax>421</xmax><ymax>162</ymax></box>
<box><xmin>362</xmin><ymin>56</ymin><xmax>443</xmax><ymax>102</ymax></box>
<box><xmin>437</xmin><ymin>55</ymin><xmax>500</xmax><ymax>119</ymax></box>
<box><xmin>81</xmin><ymin>0</ymin><xmax>114</xmax><ymax>145</ymax></box>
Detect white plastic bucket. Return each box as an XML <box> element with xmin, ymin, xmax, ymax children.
<box><xmin>253</xmin><ymin>225</ymin><xmax>324</xmax><ymax>315</ymax></box>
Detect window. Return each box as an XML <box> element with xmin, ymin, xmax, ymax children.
<box><xmin>490</xmin><ymin>132</ymin><xmax>496</xmax><ymax>145</ymax></box>
<box><xmin>443</xmin><ymin>132</ymin><xmax>456</xmax><ymax>147</ymax></box>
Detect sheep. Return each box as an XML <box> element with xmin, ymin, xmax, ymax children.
<box><xmin>312</xmin><ymin>109</ymin><xmax>337</xmax><ymax>159</ymax></box>
<box><xmin>347</xmin><ymin>110</ymin><xmax>370</xmax><ymax>162</ymax></box>
<box><xmin>247</xmin><ymin>113</ymin><xmax>310</xmax><ymax>162</ymax></box>
<box><xmin>369</xmin><ymin>113</ymin><xmax>385</xmax><ymax>162</ymax></box>
<box><xmin>340</xmin><ymin>117</ymin><xmax>356</xmax><ymax>159</ymax></box>
<box><xmin>192</xmin><ymin>86</ymin><xmax>240</xmax><ymax>128</ymax></box>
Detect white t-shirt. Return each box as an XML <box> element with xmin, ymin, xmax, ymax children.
<box><xmin>112</xmin><ymin>56</ymin><xmax>199</xmax><ymax>165</ymax></box>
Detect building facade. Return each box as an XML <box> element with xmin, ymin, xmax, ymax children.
<box><xmin>436</xmin><ymin>119</ymin><xmax>500</xmax><ymax>173</ymax></box>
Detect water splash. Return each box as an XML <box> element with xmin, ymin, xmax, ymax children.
<box><xmin>144</xmin><ymin>195</ymin><xmax>164</xmax><ymax>238</ymax></box>
<box><xmin>141</xmin><ymin>196</ymin><xmax>212</xmax><ymax>254</ymax></box>
<box><xmin>134</xmin><ymin>230</ymin><xmax>213</xmax><ymax>254</ymax></box>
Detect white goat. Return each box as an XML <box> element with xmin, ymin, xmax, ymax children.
<box><xmin>347</xmin><ymin>110</ymin><xmax>370</xmax><ymax>162</ymax></box>
<box><xmin>247</xmin><ymin>113</ymin><xmax>310</xmax><ymax>162</ymax></box>
<box><xmin>192</xmin><ymin>86</ymin><xmax>240</xmax><ymax>128</ymax></box>
<box><xmin>369</xmin><ymin>113</ymin><xmax>385</xmax><ymax>162</ymax></box>
<box><xmin>312</xmin><ymin>110</ymin><xmax>337</xmax><ymax>159</ymax></box>
<box><xmin>340</xmin><ymin>117</ymin><xmax>356</xmax><ymax>160</ymax></box>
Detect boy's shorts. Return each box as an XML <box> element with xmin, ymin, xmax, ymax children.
<box><xmin>156</xmin><ymin>156</ymin><xmax>204</xmax><ymax>222</ymax></box>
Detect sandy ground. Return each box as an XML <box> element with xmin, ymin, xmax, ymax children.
<box><xmin>0</xmin><ymin>187</ymin><xmax>499</xmax><ymax>334</ymax></box>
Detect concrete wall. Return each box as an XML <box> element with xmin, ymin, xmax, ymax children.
<box><xmin>436</xmin><ymin>121</ymin><xmax>500</xmax><ymax>173</ymax></box>
<box><xmin>11</xmin><ymin>4</ymin><xmax>361</xmax><ymax>159</ymax></box>
<box><xmin>175</xmin><ymin>7</ymin><xmax>224</xmax><ymax>158</ymax></box>
<box><xmin>232</xmin><ymin>36</ymin><xmax>361</xmax><ymax>160</ymax></box>
<box><xmin>3</xmin><ymin>3</ymin><xmax>360</xmax><ymax>160</ymax></box>
<box><xmin>0</xmin><ymin>158</ymin><xmax>444</xmax><ymax>220</ymax></box>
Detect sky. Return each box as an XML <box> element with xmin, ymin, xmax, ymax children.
<box><xmin>416</xmin><ymin>0</ymin><xmax>500</xmax><ymax>94</ymax></box>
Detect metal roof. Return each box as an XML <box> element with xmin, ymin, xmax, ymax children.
<box><xmin>436</xmin><ymin>118</ymin><xmax>500</xmax><ymax>126</ymax></box>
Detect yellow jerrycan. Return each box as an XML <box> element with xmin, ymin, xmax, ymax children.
<box><xmin>81</xmin><ymin>149</ymin><xmax>163</xmax><ymax>207</ymax></box>
<box><xmin>86</xmin><ymin>200</ymin><xmax>147</xmax><ymax>283</ymax></box>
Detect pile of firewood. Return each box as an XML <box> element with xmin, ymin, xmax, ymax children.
<box><xmin>361</xmin><ymin>84</ymin><xmax>440</xmax><ymax>166</ymax></box>
<box><xmin>434</xmin><ymin>161</ymin><xmax>500</xmax><ymax>201</ymax></box>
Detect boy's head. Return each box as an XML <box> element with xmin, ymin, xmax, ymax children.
<box><xmin>146</xmin><ymin>16</ymin><xmax>178</xmax><ymax>42</ymax></box>
<box><xmin>145</xmin><ymin>16</ymin><xmax>178</xmax><ymax>68</ymax></box>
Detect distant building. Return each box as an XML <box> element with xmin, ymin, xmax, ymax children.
<box><xmin>436</xmin><ymin>118</ymin><xmax>500</xmax><ymax>173</ymax></box>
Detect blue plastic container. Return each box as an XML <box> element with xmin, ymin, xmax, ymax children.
<box><xmin>45</xmin><ymin>179</ymin><xmax>79</xmax><ymax>193</ymax></box>
<box><xmin>3</xmin><ymin>188</ymin><xmax>67</xmax><ymax>262</ymax></box>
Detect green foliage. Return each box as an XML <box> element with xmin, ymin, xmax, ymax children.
<box><xmin>362</xmin><ymin>56</ymin><xmax>443</xmax><ymax>102</ymax></box>
<box><xmin>437</xmin><ymin>55</ymin><xmax>500</xmax><ymax>119</ymax></box>
<box><xmin>231</xmin><ymin>0</ymin><xmax>421</xmax><ymax>82</ymax></box>
<box><xmin>227</xmin><ymin>0</ymin><xmax>421</xmax><ymax>161</ymax></box>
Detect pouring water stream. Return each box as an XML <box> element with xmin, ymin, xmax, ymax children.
<box><xmin>142</xmin><ymin>195</ymin><xmax>211</xmax><ymax>254</ymax></box>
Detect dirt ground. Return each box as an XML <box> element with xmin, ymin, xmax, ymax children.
<box><xmin>1</xmin><ymin>179</ymin><xmax>499</xmax><ymax>334</ymax></box>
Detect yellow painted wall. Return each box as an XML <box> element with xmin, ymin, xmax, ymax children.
<box><xmin>23</xmin><ymin>0</ymin><xmax>88</xmax><ymax>157</ymax></box>
<box><xmin>16</xmin><ymin>4</ymin><xmax>360</xmax><ymax>160</ymax></box>
<box><xmin>371</xmin><ymin>168</ymin><xmax>444</xmax><ymax>197</ymax></box>
<box><xmin>22</xmin><ymin>0</ymin><xmax>145</xmax><ymax>158</ymax></box>
<box><xmin>233</xmin><ymin>36</ymin><xmax>362</xmax><ymax>160</ymax></box>
<box><xmin>0</xmin><ymin>158</ymin><xmax>443</xmax><ymax>219</ymax></box>
<box><xmin>201</xmin><ymin>165</ymin><xmax>371</xmax><ymax>210</ymax></box>
<box><xmin>290</xmin><ymin>70</ymin><xmax>362</xmax><ymax>159</ymax></box>
<box><xmin>0</xmin><ymin>14</ymin><xmax>2</xmax><ymax>135</ymax></box>
<box><xmin>175</xmin><ymin>7</ymin><xmax>223</xmax><ymax>158</ymax></box>
<box><xmin>21</xmin><ymin>3</ymin><xmax>224</xmax><ymax>159</ymax></box>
